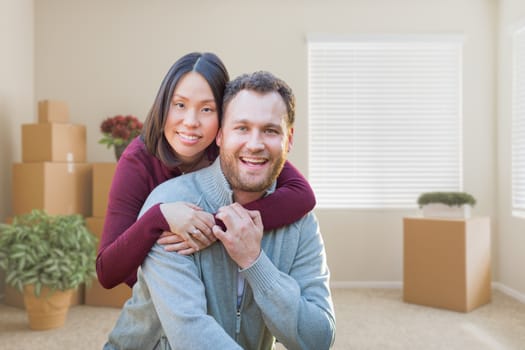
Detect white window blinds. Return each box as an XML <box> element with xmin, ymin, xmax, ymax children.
<box><xmin>308</xmin><ymin>37</ymin><xmax>463</xmax><ymax>208</ymax></box>
<box><xmin>512</xmin><ymin>26</ymin><xmax>525</xmax><ymax>216</ymax></box>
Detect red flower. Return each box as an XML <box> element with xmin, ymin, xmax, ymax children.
<box><xmin>99</xmin><ymin>114</ymin><xmax>143</xmax><ymax>148</ymax></box>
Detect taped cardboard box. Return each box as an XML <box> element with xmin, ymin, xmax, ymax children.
<box><xmin>84</xmin><ymin>278</ymin><xmax>131</xmax><ymax>308</ymax></box>
<box><xmin>22</xmin><ymin>123</ymin><xmax>86</xmax><ymax>162</ymax></box>
<box><xmin>38</xmin><ymin>100</ymin><xmax>69</xmax><ymax>123</ymax></box>
<box><xmin>84</xmin><ymin>217</ymin><xmax>131</xmax><ymax>308</ymax></box>
<box><xmin>85</xmin><ymin>216</ymin><xmax>105</xmax><ymax>249</ymax></box>
<box><xmin>403</xmin><ymin>217</ymin><xmax>491</xmax><ymax>312</ymax></box>
<box><xmin>12</xmin><ymin>162</ymin><xmax>92</xmax><ymax>217</ymax></box>
<box><xmin>92</xmin><ymin>163</ymin><xmax>116</xmax><ymax>217</ymax></box>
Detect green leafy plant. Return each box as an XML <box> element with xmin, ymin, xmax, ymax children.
<box><xmin>0</xmin><ymin>210</ymin><xmax>98</xmax><ymax>297</ymax></box>
<box><xmin>417</xmin><ymin>192</ymin><xmax>477</xmax><ymax>208</ymax></box>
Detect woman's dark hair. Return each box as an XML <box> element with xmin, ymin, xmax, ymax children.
<box><xmin>141</xmin><ymin>52</ymin><xmax>229</xmax><ymax>168</ymax></box>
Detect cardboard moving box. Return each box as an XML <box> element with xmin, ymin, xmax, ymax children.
<box><xmin>84</xmin><ymin>277</ymin><xmax>131</xmax><ymax>308</ymax></box>
<box><xmin>84</xmin><ymin>278</ymin><xmax>131</xmax><ymax>308</ymax></box>
<box><xmin>86</xmin><ymin>216</ymin><xmax>105</xmax><ymax>248</ymax></box>
<box><xmin>403</xmin><ymin>217</ymin><xmax>491</xmax><ymax>312</ymax></box>
<box><xmin>84</xmin><ymin>217</ymin><xmax>131</xmax><ymax>307</ymax></box>
<box><xmin>12</xmin><ymin>162</ymin><xmax>92</xmax><ymax>217</ymax></box>
<box><xmin>22</xmin><ymin>123</ymin><xmax>86</xmax><ymax>162</ymax></box>
<box><xmin>92</xmin><ymin>163</ymin><xmax>116</xmax><ymax>217</ymax></box>
<box><xmin>38</xmin><ymin>100</ymin><xmax>69</xmax><ymax>123</ymax></box>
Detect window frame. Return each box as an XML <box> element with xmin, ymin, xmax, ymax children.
<box><xmin>512</xmin><ymin>25</ymin><xmax>525</xmax><ymax>218</ymax></box>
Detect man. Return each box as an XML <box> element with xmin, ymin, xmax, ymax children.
<box><xmin>105</xmin><ymin>71</ymin><xmax>336</xmax><ymax>350</ymax></box>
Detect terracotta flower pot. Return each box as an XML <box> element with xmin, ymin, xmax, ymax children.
<box><xmin>23</xmin><ymin>285</ymin><xmax>74</xmax><ymax>330</ymax></box>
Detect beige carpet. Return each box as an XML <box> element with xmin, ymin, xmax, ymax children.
<box><xmin>0</xmin><ymin>288</ymin><xmax>524</xmax><ymax>349</ymax></box>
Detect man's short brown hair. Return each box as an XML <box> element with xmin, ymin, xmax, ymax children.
<box><xmin>223</xmin><ymin>71</ymin><xmax>295</xmax><ymax>127</ymax></box>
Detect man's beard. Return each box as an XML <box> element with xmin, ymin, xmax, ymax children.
<box><xmin>220</xmin><ymin>151</ymin><xmax>286</xmax><ymax>193</ymax></box>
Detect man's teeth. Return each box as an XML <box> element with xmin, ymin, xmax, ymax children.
<box><xmin>242</xmin><ymin>157</ymin><xmax>266</xmax><ymax>164</ymax></box>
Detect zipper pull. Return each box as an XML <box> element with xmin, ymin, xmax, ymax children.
<box><xmin>236</xmin><ymin>310</ymin><xmax>241</xmax><ymax>335</ymax></box>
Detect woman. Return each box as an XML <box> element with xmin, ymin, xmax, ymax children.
<box><xmin>96</xmin><ymin>52</ymin><xmax>316</xmax><ymax>289</ymax></box>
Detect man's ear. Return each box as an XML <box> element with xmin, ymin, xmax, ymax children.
<box><xmin>216</xmin><ymin>128</ymin><xmax>223</xmax><ymax>147</ymax></box>
<box><xmin>287</xmin><ymin>127</ymin><xmax>294</xmax><ymax>153</ymax></box>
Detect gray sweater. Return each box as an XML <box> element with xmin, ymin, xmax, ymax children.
<box><xmin>105</xmin><ymin>158</ymin><xmax>336</xmax><ymax>350</ymax></box>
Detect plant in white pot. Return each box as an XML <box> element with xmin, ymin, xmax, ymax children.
<box><xmin>0</xmin><ymin>210</ymin><xmax>97</xmax><ymax>330</ymax></box>
<box><xmin>417</xmin><ymin>192</ymin><xmax>476</xmax><ymax>219</ymax></box>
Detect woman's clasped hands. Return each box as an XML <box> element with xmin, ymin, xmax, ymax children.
<box><xmin>159</xmin><ymin>202</ymin><xmax>217</xmax><ymax>254</ymax></box>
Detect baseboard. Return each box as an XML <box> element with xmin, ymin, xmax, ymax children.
<box><xmin>492</xmin><ymin>282</ymin><xmax>525</xmax><ymax>303</ymax></box>
<box><xmin>331</xmin><ymin>281</ymin><xmax>402</xmax><ymax>289</ymax></box>
<box><xmin>331</xmin><ymin>281</ymin><xmax>525</xmax><ymax>304</ymax></box>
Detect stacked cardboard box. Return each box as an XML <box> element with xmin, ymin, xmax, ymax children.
<box><xmin>84</xmin><ymin>163</ymin><xmax>132</xmax><ymax>308</ymax></box>
<box><xmin>5</xmin><ymin>100</ymin><xmax>92</xmax><ymax>308</ymax></box>
<box><xmin>403</xmin><ymin>217</ymin><xmax>492</xmax><ymax>312</ymax></box>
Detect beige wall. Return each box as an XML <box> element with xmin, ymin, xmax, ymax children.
<box><xmin>497</xmin><ymin>0</ymin><xmax>525</xmax><ymax>296</ymax></box>
<box><xmin>28</xmin><ymin>0</ymin><xmax>497</xmax><ymax>285</ymax></box>
<box><xmin>0</xmin><ymin>0</ymin><xmax>34</xmax><ymax>295</ymax></box>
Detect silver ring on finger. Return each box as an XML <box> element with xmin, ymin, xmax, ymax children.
<box><xmin>190</xmin><ymin>228</ymin><xmax>200</xmax><ymax>236</ymax></box>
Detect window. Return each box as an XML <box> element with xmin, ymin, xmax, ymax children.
<box><xmin>512</xmin><ymin>26</ymin><xmax>525</xmax><ymax>217</ymax></box>
<box><xmin>308</xmin><ymin>36</ymin><xmax>463</xmax><ymax>209</ymax></box>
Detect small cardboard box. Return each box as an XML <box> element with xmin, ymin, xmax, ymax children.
<box><xmin>22</xmin><ymin>123</ymin><xmax>86</xmax><ymax>162</ymax></box>
<box><xmin>3</xmin><ymin>284</ymin><xmax>84</xmax><ymax>309</ymax></box>
<box><xmin>92</xmin><ymin>163</ymin><xmax>117</xmax><ymax>217</ymax></box>
<box><xmin>84</xmin><ymin>217</ymin><xmax>132</xmax><ymax>308</ymax></box>
<box><xmin>12</xmin><ymin>162</ymin><xmax>92</xmax><ymax>217</ymax></box>
<box><xmin>38</xmin><ymin>100</ymin><xmax>69</xmax><ymax>123</ymax></box>
<box><xmin>84</xmin><ymin>278</ymin><xmax>131</xmax><ymax>308</ymax></box>
<box><xmin>403</xmin><ymin>217</ymin><xmax>491</xmax><ymax>312</ymax></box>
<box><xmin>85</xmin><ymin>216</ymin><xmax>105</xmax><ymax>248</ymax></box>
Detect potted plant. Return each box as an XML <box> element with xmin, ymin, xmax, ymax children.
<box><xmin>0</xmin><ymin>210</ymin><xmax>97</xmax><ymax>330</ymax></box>
<box><xmin>99</xmin><ymin>114</ymin><xmax>143</xmax><ymax>160</ymax></box>
<box><xmin>417</xmin><ymin>191</ymin><xmax>477</xmax><ymax>219</ymax></box>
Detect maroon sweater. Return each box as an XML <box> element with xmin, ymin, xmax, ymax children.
<box><xmin>96</xmin><ymin>137</ymin><xmax>316</xmax><ymax>288</ymax></box>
